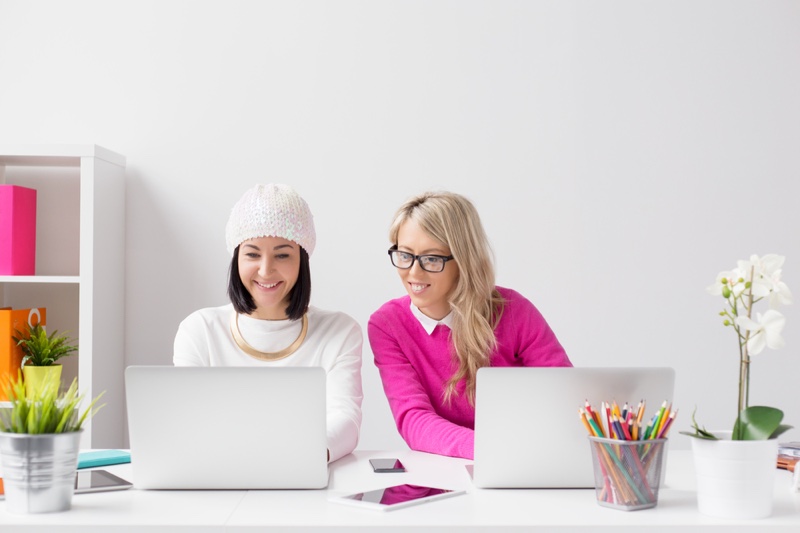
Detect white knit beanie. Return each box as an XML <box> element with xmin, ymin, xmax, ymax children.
<box><xmin>225</xmin><ymin>184</ymin><xmax>316</xmax><ymax>256</ymax></box>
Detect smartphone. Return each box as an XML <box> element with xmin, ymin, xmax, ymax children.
<box><xmin>0</xmin><ymin>469</ymin><xmax>132</xmax><ymax>499</ymax></box>
<box><xmin>369</xmin><ymin>458</ymin><xmax>406</xmax><ymax>473</ymax></box>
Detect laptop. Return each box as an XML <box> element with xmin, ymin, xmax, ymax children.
<box><xmin>472</xmin><ymin>366</ymin><xmax>675</xmax><ymax>489</ymax></box>
<box><xmin>125</xmin><ymin>366</ymin><xmax>328</xmax><ymax>489</ymax></box>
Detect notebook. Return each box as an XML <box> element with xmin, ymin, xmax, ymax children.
<box><xmin>125</xmin><ymin>366</ymin><xmax>328</xmax><ymax>489</ymax></box>
<box><xmin>472</xmin><ymin>366</ymin><xmax>675</xmax><ymax>488</ymax></box>
<box><xmin>78</xmin><ymin>449</ymin><xmax>132</xmax><ymax>469</ymax></box>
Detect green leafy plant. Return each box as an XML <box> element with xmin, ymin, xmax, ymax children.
<box><xmin>0</xmin><ymin>372</ymin><xmax>104</xmax><ymax>434</ymax></box>
<box><xmin>681</xmin><ymin>254</ymin><xmax>793</xmax><ymax>441</ymax></box>
<box><xmin>12</xmin><ymin>323</ymin><xmax>78</xmax><ymax>367</ymax></box>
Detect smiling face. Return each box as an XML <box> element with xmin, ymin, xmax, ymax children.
<box><xmin>237</xmin><ymin>236</ymin><xmax>301</xmax><ymax>320</ymax></box>
<box><xmin>395</xmin><ymin>219</ymin><xmax>459</xmax><ymax>320</ymax></box>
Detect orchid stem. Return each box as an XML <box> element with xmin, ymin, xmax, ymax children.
<box><xmin>736</xmin><ymin>266</ymin><xmax>756</xmax><ymax>439</ymax></box>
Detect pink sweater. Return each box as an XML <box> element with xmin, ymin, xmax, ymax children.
<box><xmin>368</xmin><ymin>286</ymin><xmax>572</xmax><ymax>460</ymax></box>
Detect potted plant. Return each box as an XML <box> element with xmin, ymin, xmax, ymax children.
<box><xmin>682</xmin><ymin>253</ymin><xmax>793</xmax><ymax>519</ymax></box>
<box><xmin>0</xmin><ymin>372</ymin><xmax>103</xmax><ymax>513</ymax></box>
<box><xmin>12</xmin><ymin>323</ymin><xmax>78</xmax><ymax>397</ymax></box>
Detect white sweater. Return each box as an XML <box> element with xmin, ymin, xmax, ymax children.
<box><xmin>173</xmin><ymin>304</ymin><xmax>363</xmax><ymax>462</ymax></box>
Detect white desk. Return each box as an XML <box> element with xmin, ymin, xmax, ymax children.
<box><xmin>1</xmin><ymin>450</ymin><xmax>799</xmax><ymax>531</ymax></box>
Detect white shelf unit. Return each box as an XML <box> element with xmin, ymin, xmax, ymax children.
<box><xmin>0</xmin><ymin>145</ymin><xmax>125</xmax><ymax>448</ymax></box>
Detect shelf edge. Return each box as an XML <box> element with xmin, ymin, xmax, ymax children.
<box><xmin>0</xmin><ymin>275</ymin><xmax>80</xmax><ymax>284</ymax></box>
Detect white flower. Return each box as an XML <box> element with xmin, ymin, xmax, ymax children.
<box><xmin>740</xmin><ymin>254</ymin><xmax>787</xmax><ymax>300</ymax></box>
<box><xmin>706</xmin><ymin>268</ymin><xmax>748</xmax><ymax>297</ymax></box>
<box><xmin>735</xmin><ymin>310</ymin><xmax>786</xmax><ymax>355</ymax></box>
<box><xmin>753</xmin><ymin>254</ymin><xmax>785</xmax><ymax>278</ymax></box>
<box><xmin>768</xmin><ymin>280</ymin><xmax>793</xmax><ymax>308</ymax></box>
<box><xmin>755</xmin><ymin>255</ymin><xmax>793</xmax><ymax>308</ymax></box>
<box><xmin>737</xmin><ymin>257</ymin><xmax>769</xmax><ymax>298</ymax></box>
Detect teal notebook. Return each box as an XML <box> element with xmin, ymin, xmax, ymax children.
<box><xmin>77</xmin><ymin>450</ymin><xmax>131</xmax><ymax>469</ymax></box>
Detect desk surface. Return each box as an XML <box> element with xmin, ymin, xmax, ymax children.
<box><xmin>1</xmin><ymin>450</ymin><xmax>799</xmax><ymax>531</ymax></box>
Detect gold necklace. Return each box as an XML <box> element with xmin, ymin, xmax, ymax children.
<box><xmin>230</xmin><ymin>312</ymin><xmax>308</xmax><ymax>361</ymax></box>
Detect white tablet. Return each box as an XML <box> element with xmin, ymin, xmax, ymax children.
<box><xmin>329</xmin><ymin>484</ymin><xmax>465</xmax><ymax>511</ymax></box>
<box><xmin>0</xmin><ymin>470</ymin><xmax>132</xmax><ymax>499</ymax></box>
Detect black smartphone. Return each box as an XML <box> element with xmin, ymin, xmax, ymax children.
<box><xmin>0</xmin><ymin>469</ymin><xmax>132</xmax><ymax>499</ymax></box>
<box><xmin>369</xmin><ymin>458</ymin><xmax>406</xmax><ymax>473</ymax></box>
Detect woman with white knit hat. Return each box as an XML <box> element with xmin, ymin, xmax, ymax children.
<box><xmin>173</xmin><ymin>184</ymin><xmax>363</xmax><ymax>462</ymax></box>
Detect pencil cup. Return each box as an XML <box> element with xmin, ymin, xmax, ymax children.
<box><xmin>588</xmin><ymin>436</ymin><xmax>667</xmax><ymax>511</ymax></box>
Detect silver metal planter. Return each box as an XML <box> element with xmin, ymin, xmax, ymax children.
<box><xmin>0</xmin><ymin>430</ymin><xmax>82</xmax><ymax>514</ymax></box>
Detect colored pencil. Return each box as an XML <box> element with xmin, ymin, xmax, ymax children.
<box><xmin>656</xmin><ymin>402</ymin><xmax>672</xmax><ymax>435</ymax></box>
<box><xmin>636</xmin><ymin>400</ymin><xmax>646</xmax><ymax>427</ymax></box>
<box><xmin>585</xmin><ymin>400</ymin><xmax>603</xmax><ymax>434</ymax></box>
<box><xmin>650</xmin><ymin>401</ymin><xmax>668</xmax><ymax>440</ymax></box>
<box><xmin>642</xmin><ymin>416</ymin><xmax>655</xmax><ymax>440</ymax></box>
<box><xmin>656</xmin><ymin>409</ymin><xmax>678</xmax><ymax>439</ymax></box>
<box><xmin>579</xmin><ymin>408</ymin><xmax>594</xmax><ymax>436</ymax></box>
<box><xmin>586</xmin><ymin>411</ymin><xmax>605</xmax><ymax>438</ymax></box>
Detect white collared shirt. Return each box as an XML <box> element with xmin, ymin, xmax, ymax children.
<box><xmin>410</xmin><ymin>301</ymin><xmax>453</xmax><ymax>335</ymax></box>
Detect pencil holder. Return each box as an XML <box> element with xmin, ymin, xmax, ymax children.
<box><xmin>588</xmin><ymin>436</ymin><xmax>667</xmax><ymax>511</ymax></box>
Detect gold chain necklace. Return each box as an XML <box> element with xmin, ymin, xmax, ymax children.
<box><xmin>230</xmin><ymin>312</ymin><xmax>308</xmax><ymax>361</ymax></box>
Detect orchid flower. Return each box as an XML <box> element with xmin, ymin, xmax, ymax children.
<box><xmin>695</xmin><ymin>254</ymin><xmax>793</xmax><ymax>441</ymax></box>
<box><xmin>735</xmin><ymin>310</ymin><xmax>786</xmax><ymax>355</ymax></box>
<box><xmin>768</xmin><ymin>280</ymin><xmax>793</xmax><ymax>308</ymax></box>
<box><xmin>706</xmin><ymin>268</ymin><xmax>748</xmax><ymax>298</ymax></box>
<box><xmin>755</xmin><ymin>257</ymin><xmax>794</xmax><ymax>307</ymax></box>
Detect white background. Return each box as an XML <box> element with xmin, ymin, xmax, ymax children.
<box><xmin>1</xmin><ymin>0</ymin><xmax>798</xmax><ymax>450</ymax></box>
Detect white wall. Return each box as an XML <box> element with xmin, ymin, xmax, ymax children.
<box><xmin>1</xmin><ymin>0</ymin><xmax>798</xmax><ymax>450</ymax></box>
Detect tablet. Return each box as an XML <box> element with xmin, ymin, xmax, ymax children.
<box><xmin>0</xmin><ymin>469</ymin><xmax>132</xmax><ymax>499</ymax></box>
<box><xmin>74</xmin><ymin>469</ymin><xmax>133</xmax><ymax>493</ymax></box>
<box><xmin>329</xmin><ymin>484</ymin><xmax>465</xmax><ymax>511</ymax></box>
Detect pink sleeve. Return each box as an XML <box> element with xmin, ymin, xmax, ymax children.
<box><xmin>513</xmin><ymin>296</ymin><xmax>572</xmax><ymax>367</ymax></box>
<box><xmin>368</xmin><ymin>317</ymin><xmax>475</xmax><ymax>460</ymax></box>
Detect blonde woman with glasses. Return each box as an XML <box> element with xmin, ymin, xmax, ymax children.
<box><xmin>368</xmin><ymin>191</ymin><xmax>572</xmax><ymax>459</ymax></box>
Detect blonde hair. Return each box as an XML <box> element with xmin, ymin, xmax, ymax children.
<box><xmin>389</xmin><ymin>191</ymin><xmax>504</xmax><ymax>405</ymax></box>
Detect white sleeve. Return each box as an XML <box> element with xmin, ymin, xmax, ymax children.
<box><xmin>325</xmin><ymin>319</ymin><xmax>363</xmax><ymax>462</ymax></box>
<box><xmin>173</xmin><ymin>313</ymin><xmax>211</xmax><ymax>367</ymax></box>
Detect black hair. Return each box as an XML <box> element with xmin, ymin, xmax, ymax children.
<box><xmin>227</xmin><ymin>245</ymin><xmax>311</xmax><ymax>320</ymax></box>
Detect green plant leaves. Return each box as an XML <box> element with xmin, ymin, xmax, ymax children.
<box><xmin>770</xmin><ymin>424</ymin><xmax>793</xmax><ymax>439</ymax></box>
<box><xmin>0</xmin><ymin>372</ymin><xmax>104</xmax><ymax>434</ymax></box>
<box><xmin>680</xmin><ymin>406</ymin><xmax>794</xmax><ymax>441</ymax></box>
<box><xmin>679</xmin><ymin>408</ymin><xmax>719</xmax><ymax>440</ymax></box>
<box><xmin>12</xmin><ymin>324</ymin><xmax>78</xmax><ymax>367</ymax></box>
<box><xmin>733</xmin><ymin>406</ymin><xmax>793</xmax><ymax>440</ymax></box>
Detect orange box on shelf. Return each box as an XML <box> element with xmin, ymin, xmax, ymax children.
<box><xmin>0</xmin><ymin>307</ymin><xmax>46</xmax><ymax>401</ymax></box>
<box><xmin>0</xmin><ymin>184</ymin><xmax>38</xmax><ymax>275</ymax></box>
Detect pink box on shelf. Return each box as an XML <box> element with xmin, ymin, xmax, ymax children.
<box><xmin>0</xmin><ymin>185</ymin><xmax>38</xmax><ymax>275</ymax></box>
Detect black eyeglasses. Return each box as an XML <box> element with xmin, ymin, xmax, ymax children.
<box><xmin>388</xmin><ymin>246</ymin><xmax>455</xmax><ymax>273</ymax></box>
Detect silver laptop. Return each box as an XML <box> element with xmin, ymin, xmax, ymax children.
<box><xmin>473</xmin><ymin>367</ymin><xmax>675</xmax><ymax>488</ymax></box>
<box><xmin>125</xmin><ymin>366</ymin><xmax>328</xmax><ymax>489</ymax></box>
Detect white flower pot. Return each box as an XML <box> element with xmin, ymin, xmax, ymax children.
<box><xmin>690</xmin><ymin>430</ymin><xmax>778</xmax><ymax>520</ymax></box>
